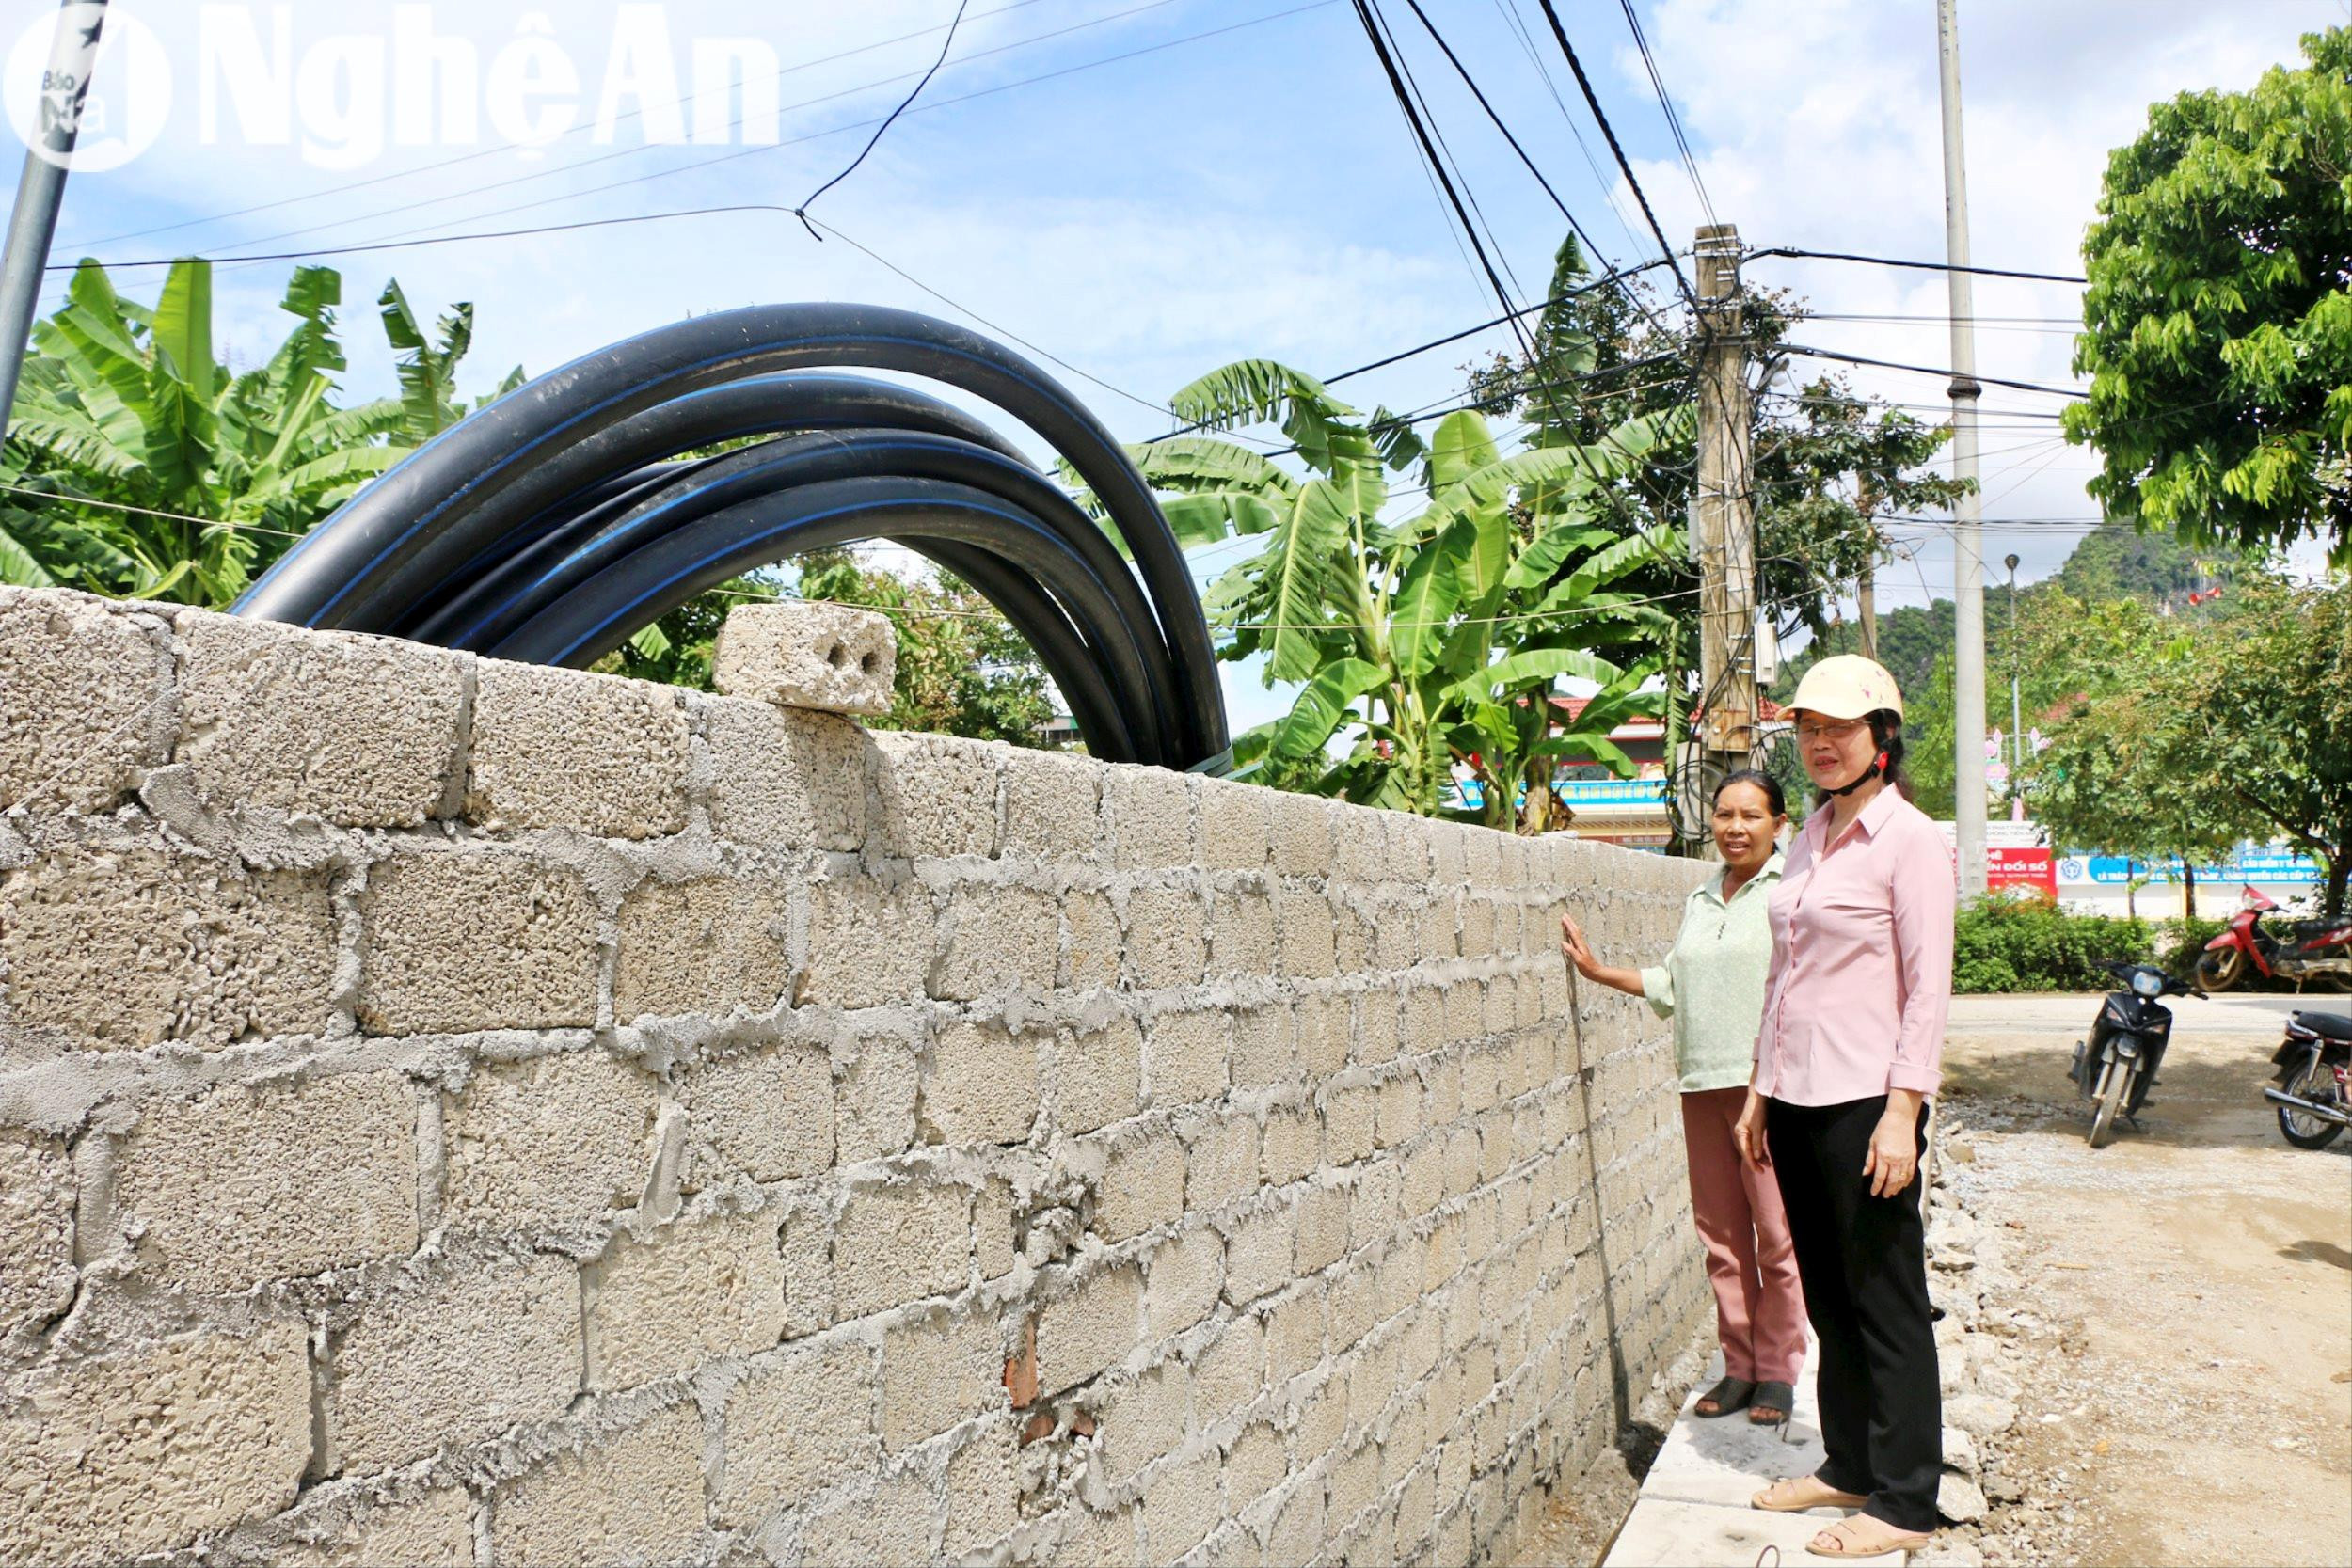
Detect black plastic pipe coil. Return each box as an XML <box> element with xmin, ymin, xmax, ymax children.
<box><xmin>233</xmin><ymin>304</ymin><xmax>1229</xmax><ymax>770</ymax></box>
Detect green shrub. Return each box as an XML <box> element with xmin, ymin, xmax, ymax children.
<box><xmin>1953</xmin><ymin>895</ymin><xmax>2152</xmax><ymax>992</ymax></box>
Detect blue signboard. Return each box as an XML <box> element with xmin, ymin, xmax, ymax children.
<box><xmin>2061</xmin><ymin>849</ymin><xmax>2321</xmax><ymax>885</ymax></box>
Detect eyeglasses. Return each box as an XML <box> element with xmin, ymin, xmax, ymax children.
<box><xmin>1795</xmin><ymin>719</ymin><xmax>1870</xmax><ymax>743</ymax></box>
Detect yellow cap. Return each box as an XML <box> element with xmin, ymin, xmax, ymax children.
<box><xmin>1788</xmin><ymin>655</ymin><xmax>1904</xmax><ymax>721</ymax></box>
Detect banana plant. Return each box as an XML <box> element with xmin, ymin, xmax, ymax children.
<box><xmin>1099</xmin><ymin>357</ymin><xmax>1691</xmax><ymax>828</ymax></box>
<box><xmin>2</xmin><ymin>259</ymin><xmax>517</xmax><ymax>607</ymax></box>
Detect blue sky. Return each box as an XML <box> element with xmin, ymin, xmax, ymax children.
<box><xmin>5</xmin><ymin>0</ymin><xmax>2340</xmax><ymax>731</ymax></box>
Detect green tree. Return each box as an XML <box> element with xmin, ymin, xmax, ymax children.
<box><xmin>2065</xmin><ymin>27</ymin><xmax>2352</xmax><ymax>563</ymax></box>
<box><xmin>2022</xmin><ymin>574</ymin><xmax>2351</xmax><ymax>914</ymax></box>
<box><xmin>1104</xmin><ymin>357</ymin><xmax>1683</xmax><ymax>831</ymax></box>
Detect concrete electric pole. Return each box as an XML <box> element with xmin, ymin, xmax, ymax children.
<box><xmin>1692</xmin><ymin>222</ymin><xmax>1756</xmax><ymax>861</ymax></box>
<box><xmin>1937</xmin><ymin>0</ymin><xmax>1989</xmax><ymax>901</ymax></box>
<box><xmin>0</xmin><ymin>0</ymin><xmax>109</xmax><ymax>449</ymax></box>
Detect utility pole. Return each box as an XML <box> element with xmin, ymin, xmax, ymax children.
<box><xmin>0</xmin><ymin>0</ymin><xmax>109</xmax><ymax>448</ymax></box>
<box><xmin>1937</xmin><ymin>0</ymin><xmax>1989</xmax><ymax>901</ymax></box>
<box><xmin>1692</xmin><ymin>222</ymin><xmax>1756</xmax><ymax>861</ymax></box>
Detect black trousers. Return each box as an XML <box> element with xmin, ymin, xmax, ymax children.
<box><xmin>1766</xmin><ymin>1094</ymin><xmax>1941</xmax><ymax>1533</ymax></box>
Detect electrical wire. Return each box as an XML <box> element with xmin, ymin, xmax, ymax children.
<box><xmin>1532</xmin><ymin>0</ymin><xmax>1694</xmax><ymax>303</ymax></box>
<box><xmin>1614</xmin><ymin>0</ymin><xmax>1716</xmax><ymax>230</ymax></box>
<box><xmin>1779</xmin><ymin>343</ymin><xmax>2088</xmax><ymax>400</ymax></box>
<box><xmin>796</xmin><ymin>0</ymin><xmax>973</xmax><ymax>232</ymax></box>
<box><xmin>59</xmin><ymin>0</ymin><xmax>1342</xmax><ymax>277</ymax></box>
<box><xmin>1746</xmin><ymin>247</ymin><xmax>2088</xmax><ymax>285</ymax></box>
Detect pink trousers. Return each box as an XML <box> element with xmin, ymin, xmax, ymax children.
<box><xmin>1680</xmin><ymin>1085</ymin><xmax>1806</xmax><ymax>1384</ymax></box>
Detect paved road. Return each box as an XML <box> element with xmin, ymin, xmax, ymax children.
<box><xmin>1950</xmin><ymin>990</ymin><xmax>2329</xmax><ymax>1035</ymax></box>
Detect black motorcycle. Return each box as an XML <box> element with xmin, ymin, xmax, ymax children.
<box><xmin>2069</xmin><ymin>961</ymin><xmax>2201</xmax><ymax>1148</ymax></box>
<box><xmin>2264</xmin><ymin>1009</ymin><xmax>2352</xmax><ymax>1149</ymax></box>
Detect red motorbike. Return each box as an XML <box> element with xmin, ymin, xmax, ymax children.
<box><xmin>2198</xmin><ymin>885</ymin><xmax>2352</xmax><ymax>992</ymax></box>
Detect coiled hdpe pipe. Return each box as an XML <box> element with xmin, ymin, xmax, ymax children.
<box><xmin>234</xmin><ymin>305</ymin><xmax>1228</xmax><ymax>770</ymax></box>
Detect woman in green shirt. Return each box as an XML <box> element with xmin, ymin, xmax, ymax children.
<box><xmin>1559</xmin><ymin>770</ymin><xmax>1804</xmax><ymax>1426</ymax></box>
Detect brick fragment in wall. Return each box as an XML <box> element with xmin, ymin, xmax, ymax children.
<box><xmin>487</xmin><ymin>1402</ymin><xmax>706</xmax><ymax>1566</ymax></box>
<box><xmin>1295</xmin><ymin>991</ymin><xmax>1350</xmax><ymax>1079</ymax></box>
<box><xmin>612</xmin><ymin>874</ymin><xmax>790</xmax><ymax>1021</ymax></box>
<box><xmin>0</xmin><ymin>587</ymin><xmax>171</xmax><ymax>814</ymax></box>
<box><xmin>1294</xmin><ymin>1183</ymin><xmax>1352</xmax><ymax>1275</ymax></box>
<box><xmin>711</xmin><ymin>599</ymin><xmax>895</xmax><ymax>715</ymax></box>
<box><xmin>1035</xmin><ymin>1263</ymin><xmax>1140</xmax><ymax>1396</ymax></box>
<box><xmin>1197</xmin><ymin>777</ymin><xmax>1270</xmax><ymax>870</ymax></box>
<box><xmin>1259</xmin><ymin>1101</ymin><xmax>1320</xmax><ymax>1187</ymax></box>
<box><xmin>881</xmin><ymin>1306</ymin><xmax>1006</xmax><ymax>1449</ymax></box>
<box><xmin>1123</xmin><ymin>883</ymin><xmax>1205</xmax><ymax>990</ymax></box>
<box><xmin>1102</xmin><ymin>765</ymin><xmax>1195</xmax><ymax>869</ymax></box>
<box><xmin>833</xmin><ymin>1180</ymin><xmax>972</xmax><ymax>1319</ymax></box>
<box><xmin>713</xmin><ymin>1337</ymin><xmax>876</xmax><ymax>1527</ymax></box>
<box><xmin>330</xmin><ymin>1252</ymin><xmax>580</xmax><ymax>1471</ymax></box>
<box><xmin>681</xmin><ymin>1042</ymin><xmax>834</xmax><ymax>1185</ymax></box>
<box><xmin>1192</xmin><ymin>1312</ymin><xmax>1263</xmax><ymax>1416</ymax></box>
<box><xmin>1229</xmin><ymin>1001</ymin><xmax>1295</xmax><ymax>1091</ymax></box>
<box><xmin>801</xmin><ymin>1467</ymin><xmax>936</xmax><ymax>1567</ymax></box>
<box><xmin>1182</xmin><ymin>1109</ymin><xmax>1260</xmax><ymax>1212</ymax></box>
<box><xmin>1061</xmin><ymin>886</ymin><xmax>1120</xmax><ymax>990</ymax></box>
<box><xmin>111</xmin><ymin>1072</ymin><xmax>417</xmax><ymax>1292</ymax></box>
<box><xmin>1097</xmin><ymin>1357</ymin><xmax>1191</xmax><ymax>1481</ymax></box>
<box><xmin>698</xmin><ymin>695</ymin><xmax>867</xmax><ymax>851</ymax></box>
<box><xmin>932</xmin><ymin>881</ymin><xmax>1058</xmax><ymax>1000</ymax></box>
<box><xmin>1145</xmin><ymin>1226</ymin><xmax>1224</xmax><ymax>1338</ymax></box>
<box><xmin>1274</xmin><ymin>887</ymin><xmax>1336</xmax><ymax>980</ymax></box>
<box><xmin>1354</xmin><ymin>985</ymin><xmax>1402</xmax><ymax>1065</ymax></box>
<box><xmin>920</xmin><ymin>1019</ymin><xmax>1041</xmax><ymax>1145</ymax></box>
<box><xmin>585</xmin><ymin>1211</ymin><xmax>785</xmax><ymax>1390</ymax></box>
<box><xmin>1223</xmin><ymin>1419</ymin><xmax>1285</xmax><ymax>1510</ymax></box>
<box><xmin>441</xmin><ymin>1051</ymin><xmax>656</xmax><ymax>1232</ymax></box>
<box><xmin>0</xmin><ymin>1323</ymin><xmax>310</xmax><ymax>1560</ymax></box>
<box><xmin>278</xmin><ymin>1486</ymin><xmax>475</xmax><ymax>1568</ymax></box>
<box><xmin>798</xmin><ymin>872</ymin><xmax>934</xmax><ymax>1009</ymax></box>
<box><xmin>942</xmin><ymin>1418</ymin><xmax>1021</xmax><ymax>1558</ymax></box>
<box><xmin>174</xmin><ymin>609</ymin><xmax>468</xmax><ymax>827</ymax></box>
<box><xmin>1264</xmin><ymin>788</ymin><xmax>1336</xmax><ymax>877</ymax></box>
<box><xmin>835</xmin><ymin>1013</ymin><xmax>919</xmax><ymax>1164</ymax></box>
<box><xmin>1097</xmin><ymin>1126</ymin><xmax>1184</xmax><ymax>1242</ymax></box>
<box><xmin>1331</xmin><ymin>803</ymin><xmax>1385</xmax><ymax>883</ymax></box>
<box><xmin>1263</xmin><ymin>1286</ymin><xmax>1326</xmax><ymax>1385</ymax></box>
<box><xmin>465</xmin><ymin>659</ymin><xmax>690</xmax><ymax>838</ymax></box>
<box><xmin>1265</xmin><ymin>1475</ymin><xmax>1326</xmax><ymax>1564</ymax></box>
<box><xmin>358</xmin><ymin>850</ymin><xmax>596</xmax><ymax>1035</ymax></box>
<box><xmin>1145</xmin><ymin>1006</ymin><xmax>1229</xmax><ymax>1109</ymax></box>
<box><xmin>1054</xmin><ymin>1012</ymin><xmax>1141</xmax><ymax>1135</ymax></box>
<box><xmin>0</xmin><ymin>1131</ymin><xmax>75</xmax><ymax>1333</ymax></box>
<box><xmin>1000</xmin><ymin>744</ymin><xmax>1104</xmax><ymax>859</ymax></box>
<box><xmin>976</xmin><ymin>1178</ymin><xmax>1016</xmax><ymax>1278</ymax></box>
<box><xmin>0</xmin><ymin>845</ymin><xmax>333</xmax><ymax>1051</ymax></box>
<box><xmin>867</xmin><ymin>728</ymin><xmax>1000</xmax><ymax>859</ymax></box>
<box><xmin>1218</xmin><ymin>1203</ymin><xmax>1295</xmax><ymax>1307</ymax></box>
<box><xmin>1207</xmin><ymin>888</ymin><xmax>1276</xmax><ymax>977</ymax></box>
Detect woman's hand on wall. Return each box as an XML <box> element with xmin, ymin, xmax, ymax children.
<box><xmin>1558</xmin><ymin>912</ymin><xmax>1603</xmax><ymax>980</ymax></box>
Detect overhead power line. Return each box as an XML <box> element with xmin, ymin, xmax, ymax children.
<box><xmin>1393</xmin><ymin>0</ymin><xmax>1673</xmax><ymax>337</ymax></box>
<box><xmin>1614</xmin><ymin>0</ymin><xmax>1716</xmax><ymax>230</ymax></box>
<box><xmin>1779</xmin><ymin>343</ymin><xmax>2089</xmax><ymax>400</ymax></box>
<box><xmin>1532</xmin><ymin>0</ymin><xmax>1693</xmax><ymax>303</ymax></box>
<box><xmin>795</xmin><ymin>0</ymin><xmax>973</xmax><ymax>234</ymax></box>
<box><xmin>60</xmin><ymin>0</ymin><xmax>1340</xmax><ymax>277</ymax></box>
<box><xmin>1746</xmin><ymin>246</ymin><xmax>2088</xmax><ymax>285</ymax></box>
<box><xmin>63</xmin><ymin>0</ymin><xmax>1070</xmax><ymax>254</ymax></box>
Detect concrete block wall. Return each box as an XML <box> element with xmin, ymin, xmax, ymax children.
<box><xmin>0</xmin><ymin>585</ymin><xmax>1710</xmax><ymax>1567</ymax></box>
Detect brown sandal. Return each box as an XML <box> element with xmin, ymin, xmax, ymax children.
<box><xmin>1804</xmin><ymin>1515</ymin><xmax>1931</xmax><ymax>1558</ymax></box>
<box><xmin>1751</xmin><ymin>1474</ymin><xmax>1866</xmax><ymax>1513</ymax></box>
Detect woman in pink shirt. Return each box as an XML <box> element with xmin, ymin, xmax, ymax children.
<box><xmin>1732</xmin><ymin>656</ymin><xmax>1954</xmax><ymax>1560</ymax></box>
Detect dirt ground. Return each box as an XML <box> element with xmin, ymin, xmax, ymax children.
<box><xmin>1937</xmin><ymin>992</ymin><xmax>2352</xmax><ymax>1568</ymax></box>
